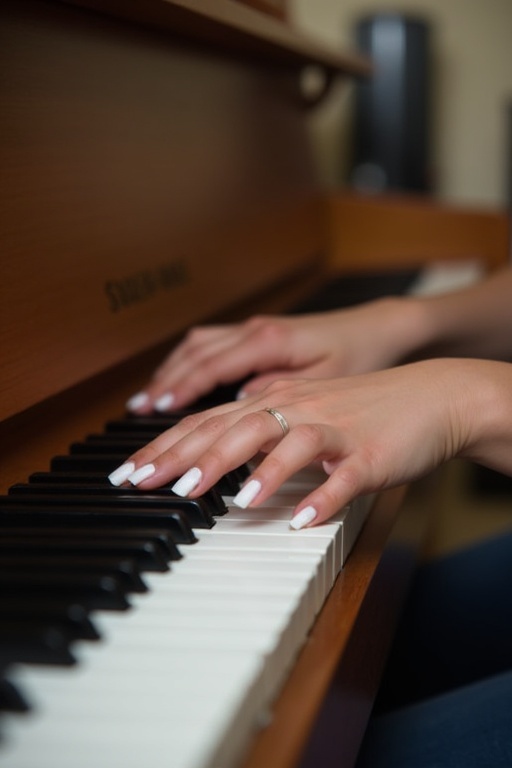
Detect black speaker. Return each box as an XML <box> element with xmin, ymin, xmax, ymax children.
<box><xmin>349</xmin><ymin>14</ymin><xmax>432</xmax><ymax>194</ymax></box>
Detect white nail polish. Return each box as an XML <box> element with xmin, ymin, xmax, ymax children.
<box><xmin>126</xmin><ymin>392</ymin><xmax>149</xmax><ymax>411</ymax></box>
<box><xmin>290</xmin><ymin>506</ymin><xmax>317</xmax><ymax>530</ymax></box>
<box><xmin>128</xmin><ymin>463</ymin><xmax>156</xmax><ymax>485</ymax></box>
<box><xmin>232</xmin><ymin>479</ymin><xmax>262</xmax><ymax>509</ymax></box>
<box><xmin>108</xmin><ymin>462</ymin><xmax>135</xmax><ymax>487</ymax></box>
<box><xmin>172</xmin><ymin>467</ymin><xmax>202</xmax><ymax>497</ymax></box>
<box><xmin>154</xmin><ymin>393</ymin><xmax>175</xmax><ymax>412</ymax></box>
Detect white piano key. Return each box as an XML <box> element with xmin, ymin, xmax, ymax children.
<box><xmin>170</xmin><ymin>555</ymin><xmax>324</xmax><ymax>612</ymax></box>
<box><xmin>224</xmin><ymin>492</ymin><xmax>304</xmax><ymax>508</ymax></box>
<box><xmin>1</xmin><ymin>465</ymin><xmax>374</xmax><ymax>768</ymax></box>
<box><xmin>5</xmin><ymin>650</ymin><xmax>267</xmax><ymax>768</ymax></box>
<box><xmin>202</xmin><ymin>519</ymin><xmax>343</xmax><ymax>581</ymax></box>
<box><xmin>175</xmin><ymin>548</ymin><xmax>327</xmax><ymax>605</ymax></box>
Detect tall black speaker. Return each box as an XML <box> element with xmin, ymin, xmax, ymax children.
<box><xmin>349</xmin><ymin>14</ymin><xmax>432</xmax><ymax>193</ymax></box>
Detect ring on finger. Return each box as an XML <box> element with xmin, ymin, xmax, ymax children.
<box><xmin>264</xmin><ymin>407</ymin><xmax>290</xmax><ymax>437</ymax></box>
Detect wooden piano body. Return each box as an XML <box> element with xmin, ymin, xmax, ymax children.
<box><xmin>4</xmin><ymin>1</ymin><xmax>507</xmax><ymax>766</ymax></box>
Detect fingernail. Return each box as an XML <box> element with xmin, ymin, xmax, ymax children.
<box><xmin>154</xmin><ymin>393</ymin><xmax>175</xmax><ymax>412</ymax></box>
<box><xmin>232</xmin><ymin>479</ymin><xmax>262</xmax><ymax>508</ymax></box>
<box><xmin>128</xmin><ymin>463</ymin><xmax>156</xmax><ymax>485</ymax></box>
<box><xmin>290</xmin><ymin>506</ymin><xmax>317</xmax><ymax>530</ymax></box>
<box><xmin>126</xmin><ymin>392</ymin><xmax>149</xmax><ymax>411</ymax></box>
<box><xmin>172</xmin><ymin>467</ymin><xmax>202</xmax><ymax>497</ymax></box>
<box><xmin>108</xmin><ymin>462</ymin><xmax>135</xmax><ymax>486</ymax></box>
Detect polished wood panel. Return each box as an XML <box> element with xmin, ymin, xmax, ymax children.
<box><xmin>1</xmin><ymin>0</ymin><xmax>328</xmax><ymax>422</ymax></box>
<box><xmin>327</xmin><ymin>192</ymin><xmax>510</xmax><ymax>272</ymax></box>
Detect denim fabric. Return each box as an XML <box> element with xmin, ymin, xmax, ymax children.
<box><xmin>356</xmin><ymin>531</ymin><xmax>512</xmax><ymax>767</ymax></box>
<box><xmin>356</xmin><ymin>670</ymin><xmax>512</xmax><ymax>768</ymax></box>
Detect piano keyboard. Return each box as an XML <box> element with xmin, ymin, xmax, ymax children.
<box><xmin>0</xmin><ymin>412</ymin><xmax>371</xmax><ymax>768</ymax></box>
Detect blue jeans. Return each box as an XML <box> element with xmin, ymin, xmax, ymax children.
<box><xmin>356</xmin><ymin>531</ymin><xmax>512</xmax><ymax>767</ymax></box>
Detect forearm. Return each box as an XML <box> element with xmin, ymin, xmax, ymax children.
<box><xmin>395</xmin><ymin>267</ymin><xmax>512</xmax><ymax>361</ymax></box>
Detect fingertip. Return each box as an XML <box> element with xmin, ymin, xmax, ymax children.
<box><xmin>171</xmin><ymin>467</ymin><xmax>202</xmax><ymax>497</ymax></box>
<box><xmin>127</xmin><ymin>463</ymin><xmax>156</xmax><ymax>486</ymax></box>
<box><xmin>154</xmin><ymin>392</ymin><xmax>175</xmax><ymax>412</ymax></box>
<box><xmin>108</xmin><ymin>462</ymin><xmax>135</xmax><ymax>486</ymax></box>
<box><xmin>289</xmin><ymin>505</ymin><xmax>318</xmax><ymax>530</ymax></box>
<box><xmin>126</xmin><ymin>392</ymin><xmax>150</xmax><ymax>412</ymax></box>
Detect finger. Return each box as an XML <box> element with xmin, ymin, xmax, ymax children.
<box><xmin>152</xmin><ymin>326</ymin><xmax>237</xmax><ymax>385</ymax></box>
<box><xmin>290</xmin><ymin>458</ymin><xmax>369</xmax><ymax>529</ymax></box>
<box><xmin>108</xmin><ymin>399</ymin><xmax>248</xmax><ymax>487</ymax></box>
<box><xmin>130</xmin><ymin>408</ymin><xmax>288</xmax><ymax>495</ymax></box>
<box><xmin>231</xmin><ymin>421</ymin><xmax>339</xmax><ymax>508</ymax></box>
<box><xmin>126</xmin><ymin>327</ymin><xmax>237</xmax><ymax>413</ymax></box>
<box><xmin>145</xmin><ymin>322</ymin><xmax>293</xmax><ymax>412</ymax></box>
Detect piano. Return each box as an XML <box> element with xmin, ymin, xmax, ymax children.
<box><xmin>0</xmin><ymin>2</ymin><xmax>433</xmax><ymax>766</ymax></box>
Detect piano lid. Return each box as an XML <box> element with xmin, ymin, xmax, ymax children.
<box><xmin>58</xmin><ymin>0</ymin><xmax>371</xmax><ymax>78</ymax></box>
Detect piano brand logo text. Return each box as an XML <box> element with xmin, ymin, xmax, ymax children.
<box><xmin>105</xmin><ymin>259</ymin><xmax>188</xmax><ymax>312</ymax></box>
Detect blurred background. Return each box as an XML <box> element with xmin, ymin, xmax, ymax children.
<box><xmin>289</xmin><ymin>0</ymin><xmax>512</xmax><ymax>210</ymax></box>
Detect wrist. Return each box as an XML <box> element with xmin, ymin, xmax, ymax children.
<box><xmin>374</xmin><ymin>296</ymin><xmax>438</xmax><ymax>364</ymax></box>
<box><xmin>456</xmin><ymin>360</ymin><xmax>512</xmax><ymax>475</ymax></box>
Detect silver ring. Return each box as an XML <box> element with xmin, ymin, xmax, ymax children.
<box><xmin>264</xmin><ymin>407</ymin><xmax>290</xmax><ymax>437</ymax></box>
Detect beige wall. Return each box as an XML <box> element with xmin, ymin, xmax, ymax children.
<box><xmin>290</xmin><ymin>0</ymin><xmax>512</xmax><ymax>208</ymax></box>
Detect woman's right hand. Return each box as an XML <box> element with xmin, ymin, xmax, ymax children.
<box><xmin>127</xmin><ymin>297</ymin><xmax>428</xmax><ymax>413</ymax></box>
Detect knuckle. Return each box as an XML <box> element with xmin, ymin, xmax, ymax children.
<box><xmin>239</xmin><ymin>411</ymin><xmax>268</xmax><ymax>435</ymax></box>
<box><xmin>359</xmin><ymin>443</ymin><xmax>387</xmax><ymax>484</ymax></box>
<box><xmin>200</xmin><ymin>444</ymin><xmax>227</xmax><ymax>473</ymax></box>
<box><xmin>196</xmin><ymin>414</ymin><xmax>227</xmax><ymax>439</ymax></box>
<box><xmin>252</xmin><ymin>318</ymin><xmax>286</xmax><ymax>346</ymax></box>
<box><xmin>313</xmin><ymin>484</ymin><xmax>342</xmax><ymax>512</ymax></box>
<box><xmin>293</xmin><ymin>423</ymin><xmax>324</xmax><ymax>449</ymax></box>
<box><xmin>177</xmin><ymin>412</ymin><xmax>204</xmax><ymax>432</ymax></box>
<box><xmin>260</xmin><ymin>453</ymin><xmax>287</xmax><ymax>477</ymax></box>
<box><xmin>184</xmin><ymin>325</ymin><xmax>207</xmax><ymax>345</ymax></box>
<box><xmin>335</xmin><ymin>464</ymin><xmax>363</xmax><ymax>496</ymax></box>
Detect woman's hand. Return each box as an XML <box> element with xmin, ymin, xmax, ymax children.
<box><xmin>110</xmin><ymin>358</ymin><xmax>506</xmax><ymax>528</ymax></box>
<box><xmin>126</xmin><ymin>297</ymin><xmax>428</xmax><ymax>413</ymax></box>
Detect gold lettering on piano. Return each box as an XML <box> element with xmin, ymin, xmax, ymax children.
<box><xmin>105</xmin><ymin>258</ymin><xmax>189</xmax><ymax>312</ymax></box>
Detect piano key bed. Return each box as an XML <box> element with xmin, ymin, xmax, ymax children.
<box><xmin>0</xmin><ymin>412</ymin><xmax>372</xmax><ymax>768</ymax></box>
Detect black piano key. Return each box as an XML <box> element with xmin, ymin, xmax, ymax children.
<box><xmin>0</xmin><ymin>536</ymin><xmax>170</xmax><ymax>573</ymax></box>
<box><xmin>26</xmin><ymin>473</ymin><xmax>229</xmax><ymax>517</ymax></box>
<box><xmin>51</xmin><ymin>454</ymin><xmax>133</xmax><ymax>472</ymax></box>
<box><xmin>213</xmin><ymin>473</ymin><xmax>239</xmax><ymax>495</ymax></box>
<box><xmin>0</xmin><ymin>677</ymin><xmax>31</xmax><ymax>713</ymax></box>
<box><xmin>0</xmin><ymin>505</ymin><xmax>197</xmax><ymax>545</ymax></box>
<box><xmin>15</xmin><ymin>479</ymin><xmax>228</xmax><ymax>518</ymax></box>
<box><xmin>70</xmin><ymin>440</ymin><xmax>149</xmax><ymax>454</ymax></box>
<box><xmin>0</xmin><ymin>621</ymin><xmax>76</xmax><ymax>666</ymax></box>
<box><xmin>29</xmin><ymin>471</ymin><xmax>117</xmax><ymax>484</ymax></box>
<box><xmin>0</xmin><ymin>524</ymin><xmax>183</xmax><ymax>561</ymax></box>
<box><xmin>50</xmin><ymin>454</ymin><xmax>243</xmax><ymax>495</ymax></box>
<box><xmin>0</xmin><ymin>572</ymin><xmax>130</xmax><ymax>611</ymax></box>
<box><xmin>0</xmin><ymin>598</ymin><xmax>100</xmax><ymax>641</ymax></box>
<box><xmin>8</xmin><ymin>486</ymin><xmax>219</xmax><ymax>527</ymax></box>
<box><xmin>0</xmin><ymin>556</ymin><xmax>148</xmax><ymax>594</ymax></box>
<box><xmin>105</xmin><ymin>418</ymin><xmax>181</xmax><ymax>434</ymax></box>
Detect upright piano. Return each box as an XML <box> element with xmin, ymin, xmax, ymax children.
<box><xmin>0</xmin><ymin>2</ymin><xmax>430</xmax><ymax>766</ymax></box>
